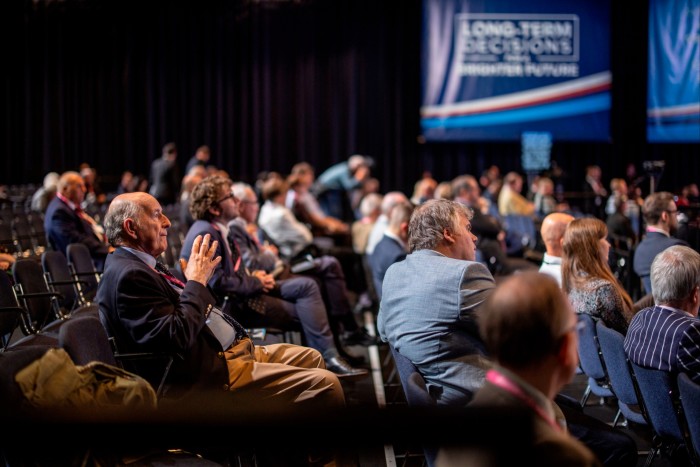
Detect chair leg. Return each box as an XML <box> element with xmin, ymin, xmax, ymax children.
<box><xmin>612</xmin><ymin>407</ymin><xmax>623</xmax><ymax>427</ymax></box>
<box><xmin>643</xmin><ymin>446</ymin><xmax>658</xmax><ymax>467</ymax></box>
<box><xmin>580</xmin><ymin>384</ymin><xmax>591</xmax><ymax>408</ymax></box>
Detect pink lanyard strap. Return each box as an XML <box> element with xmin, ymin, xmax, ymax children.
<box><xmin>485</xmin><ymin>369</ymin><xmax>563</xmax><ymax>433</ymax></box>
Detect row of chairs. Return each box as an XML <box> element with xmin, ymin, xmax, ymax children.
<box><xmin>0</xmin><ymin>213</ymin><xmax>47</xmax><ymax>258</ymax></box>
<box><xmin>0</xmin><ymin>243</ymin><xmax>101</xmax><ymax>351</ymax></box>
<box><xmin>577</xmin><ymin>313</ymin><xmax>700</xmax><ymax>466</ymax></box>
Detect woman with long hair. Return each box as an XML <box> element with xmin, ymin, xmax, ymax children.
<box><xmin>562</xmin><ymin>217</ymin><xmax>635</xmax><ymax>335</ymax></box>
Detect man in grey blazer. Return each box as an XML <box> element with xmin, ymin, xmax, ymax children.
<box><xmin>377</xmin><ymin>199</ymin><xmax>496</xmax><ymax>405</ymax></box>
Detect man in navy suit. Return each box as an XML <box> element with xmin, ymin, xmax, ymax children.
<box><xmin>180</xmin><ymin>175</ymin><xmax>367</xmax><ymax>379</ymax></box>
<box><xmin>44</xmin><ymin>171</ymin><xmax>112</xmax><ymax>270</ymax></box>
<box><xmin>633</xmin><ymin>191</ymin><xmax>688</xmax><ymax>293</ymax></box>
<box><xmin>368</xmin><ymin>200</ymin><xmax>413</xmax><ymax>299</ymax></box>
<box><xmin>98</xmin><ymin>191</ymin><xmax>346</xmax><ymax>410</ymax></box>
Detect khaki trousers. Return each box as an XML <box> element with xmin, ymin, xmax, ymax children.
<box><xmin>225</xmin><ymin>338</ymin><xmax>345</xmax><ymax>409</ymax></box>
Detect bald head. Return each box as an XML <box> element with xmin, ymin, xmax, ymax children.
<box><xmin>478</xmin><ymin>271</ymin><xmax>574</xmax><ymax>371</ymax></box>
<box><xmin>540</xmin><ymin>212</ymin><xmax>575</xmax><ymax>257</ymax></box>
<box><xmin>58</xmin><ymin>171</ymin><xmax>86</xmax><ymax>205</ymax></box>
<box><xmin>103</xmin><ymin>192</ymin><xmax>171</xmax><ymax>258</ymax></box>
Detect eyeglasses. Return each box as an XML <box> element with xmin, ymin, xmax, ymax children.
<box><xmin>665</xmin><ymin>209</ymin><xmax>679</xmax><ymax>214</ymax></box>
<box><xmin>216</xmin><ymin>193</ymin><xmax>238</xmax><ymax>204</ymax></box>
<box><xmin>240</xmin><ymin>199</ymin><xmax>259</xmax><ymax>205</ymax></box>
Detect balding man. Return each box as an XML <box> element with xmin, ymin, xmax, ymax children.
<box><xmin>437</xmin><ymin>272</ymin><xmax>601</xmax><ymax>466</ymax></box>
<box><xmin>44</xmin><ymin>171</ymin><xmax>112</xmax><ymax>270</ymax></box>
<box><xmin>98</xmin><ymin>191</ymin><xmax>347</xmax><ymax>410</ymax></box>
<box><xmin>539</xmin><ymin>212</ymin><xmax>575</xmax><ymax>286</ymax></box>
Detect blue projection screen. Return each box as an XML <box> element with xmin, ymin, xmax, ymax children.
<box><xmin>647</xmin><ymin>0</ymin><xmax>700</xmax><ymax>143</ymax></box>
<box><xmin>420</xmin><ymin>0</ymin><xmax>611</xmax><ymax>142</ymax></box>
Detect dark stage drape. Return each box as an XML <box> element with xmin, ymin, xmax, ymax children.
<box><xmin>2</xmin><ymin>0</ymin><xmax>698</xmax><ymax>197</ymax></box>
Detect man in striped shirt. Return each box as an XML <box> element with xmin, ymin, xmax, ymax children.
<box><xmin>624</xmin><ymin>245</ymin><xmax>700</xmax><ymax>382</ymax></box>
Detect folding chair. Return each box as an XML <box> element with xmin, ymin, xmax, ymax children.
<box><xmin>503</xmin><ymin>214</ymin><xmax>538</xmax><ymax>257</ymax></box>
<box><xmin>390</xmin><ymin>344</ymin><xmax>437</xmax><ymax>467</ymax></box>
<box><xmin>11</xmin><ymin>217</ymin><xmax>38</xmax><ymax>257</ymax></box>
<box><xmin>576</xmin><ymin>313</ymin><xmax>615</xmax><ymax>411</ymax></box>
<box><xmin>12</xmin><ymin>259</ymin><xmax>66</xmax><ymax>335</ymax></box>
<box><xmin>595</xmin><ymin>320</ymin><xmax>648</xmax><ymax>428</ymax></box>
<box><xmin>66</xmin><ymin>242</ymin><xmax>101</xmax><ymax>300</ymax></box>
<box><xmin>100</xmin><ymin>313</ymin><xmax>178</xmax><ymax>399</ymax></box>
<box><xmin>0</xmin><ymin>271</ymin><xmax>58</xmax><ymax>350</ymax></box>
<box><xmin>29</xmin><ymin>213</ymin><xmax>48</xmax><ymax>254</ymax></box>
<box><xmin>42</xmin><ymin>250</ymin><xmax>91</xmax><ymax>312</ymax></box>
<box><xmin>628</xmin><ymin>362</ymin><xmax>690</xmax><ymax>466</ymax></box>
<box><xmin>0</xmin><ymin>223</ymin><xmax>21</xmax><ymax>257</ymax></box>
<box><xmin>58</xmin><ymin>314</ymin><xmax>118</xmax><ymax>366</ymax></box>
<box><xmin>677</xmin><ymin>373</ymin><xmax>700</xmax><ymax>466</ymax></box>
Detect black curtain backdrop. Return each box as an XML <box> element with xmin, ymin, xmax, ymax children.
<box><xmin>2</xmin><ymin>0</ymin><xmax>698</xmax><ymax>198</ymax></box>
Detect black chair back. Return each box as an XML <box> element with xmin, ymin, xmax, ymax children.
<box><xmin>42</xmin><ymin>250</ymin><xmax>88</xmax><ymax>311</ymax></box>
<box><xmin>12</xmin><ymin>259</ymin><xmax>64</xmax><ymax>334</ymax></box>
<box><xmin>66</xmin><ymin>242</ymin><xmax>100</xmax><ymax>299</ymax></box>
<box><xmin>58</xmin><ymin>314</ymin><xmax>117</xmax><ymax>366</ymax></box>
<box><xmin>0</xmin><ymin>222</ymin><xmax>20</xmax><ymax>256</ymax></box>
<box><xmin>0</xmin><ymin>272</ymin><xmax>25</xmax><ymax>349</ymax></box>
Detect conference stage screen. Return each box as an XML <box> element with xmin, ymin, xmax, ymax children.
<box><xmin>420</xmin><ymin>0</ymin><xmax>611</xmax><ymax>142</ymax></box>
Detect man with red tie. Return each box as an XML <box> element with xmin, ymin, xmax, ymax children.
<box><xmin>44</xmin><ymin>170</ymin><xmax>113</xmax><ymax>270</ymax></box>
<box><xmin>97</xmin><ymin>191</ymin><xmax>347</xmax><ymax>416</ymax></box>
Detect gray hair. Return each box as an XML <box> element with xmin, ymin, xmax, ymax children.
<box><xmin>651</xmin><ymin>245</ymin><xmax>700</xmax><ymax>305</ymax></box>
<box><xmin>380</xmin><ymin>191</ymin><xmax>409</xmax><ymax>216</ymax></box>
<box><xmin>232</xmin><ymin>181</ymin><xmax>254</xmax><ymax>201</ymax></box>
<box><xmin>359</xmin><ymin>193</ymin><xmax>383</xmax><ymax>217</ymax></box>
<box><xmin>408</xmin><ymin>199</ymin><xmax>472</xmax><ymax>253</ymax></box>
<box><xmin>103</xmin><ymin>197</ymin><xmax>142</xmax><ymax>246</ymax></box>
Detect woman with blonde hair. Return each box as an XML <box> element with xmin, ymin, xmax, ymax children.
<box><xmin>562</xmin><ymin>217</ymin><xmax>635</xmax><ymax>335</ymax></box>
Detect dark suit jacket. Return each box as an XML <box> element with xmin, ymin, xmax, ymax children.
<box><xmin>148</xmin><ymin>157</ymin><xmax>180</xmax><ymax>206</ymax></box>
<box><xmin>44</xmin><ymin>196</ymin><xmax>110</xmax><ymax>270</ymax></box>
<box><xmin>181</xmin><ymin>220</ymin><xmax>295</xmax><ymax>329</ymax></box>
<box><xmin>443</xmin><ymin>380</ymin><xmax>602</xmax><ymax>467</ymax></box>
<box><xmin>97</xmin><ymin>248</ymin><xmax>228</xmax><ymax>399</ymax></box>
<box><xmin>227</xmin><ymin>220</ymin><xmax>278</xmax><ymax>273</ymax></box>
<box><xmin>181</xmin><ymin>221</ymin><xmax>265</xmax><ymax>301</ymax></box>
<box><xmin>368</xmin><ymin>234</ymin><xmax>406</xmax><ymax>299</ymax></box>
<box><xmin>633</xmin><ymin>231</ymin><xmax>688</xmax><ymax>293</ymax></box>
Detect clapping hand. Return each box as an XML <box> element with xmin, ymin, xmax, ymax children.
<box><xmin>180</xmin><ymin>234</ymin><xmax>222</xmax><ymax>286</ymax></box>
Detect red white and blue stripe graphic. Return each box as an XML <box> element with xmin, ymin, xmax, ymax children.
<box><xmin>421</xmin><ymin>71</ymin><xmax>611</xmax><ymax>128</ymax></box>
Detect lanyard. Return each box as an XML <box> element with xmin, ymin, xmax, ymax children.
<box><xmin>486</xmin><ymin>369</ymin><xmax>563</xmax><ymax>433</ymax></box>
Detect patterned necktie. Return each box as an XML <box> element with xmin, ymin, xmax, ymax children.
<box><xmin>154</xmin><ymin>261</ymin><xmax>186</xmax><ymax>289</ymax></box>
